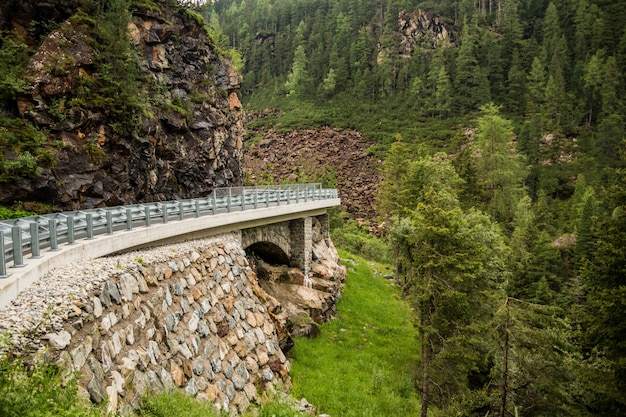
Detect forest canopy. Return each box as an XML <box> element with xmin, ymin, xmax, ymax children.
<box><xmin>205</xmin><ymin>0</ymin><xmax>626</xmax><ymax>415</ymax></box>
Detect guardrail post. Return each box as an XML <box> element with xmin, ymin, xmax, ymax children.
<box><xmin>86</xmin><ymin>213</ymin><xmax>95</xmax><ymax>240</ymax></box>
<box><xmin>145</xmin><ymin>206</ymin><xmax>151</xmax><ymax>227</ymax></box>
<box><xmin>287</xmin><ymin>188</ymin><xmax>291</xmax><ymax>205</ymax></box>
<box><xmin>253</xmin><ymin>190</ymin><xmax>258</xmax><ymax>209</ymax></box>
<box><xmin>126</xmin><ymin>208</ymin><xmax>133</xmax><ymax>231</ymax></box>
<box><xmin>212</xmin><ymin>193</ymin><xmax>217</xmax><ymax>215</ymax></box>
<box><xmin>227</xmin><ymin>188</ymin><xmax>232</xmax><ymax>212</ymax></box>
<box><xmin>194</xmin><ymin>200</ymin><xmax>200</xmax><ymax>218</ymax></box>
<box><xmin>67</xmin><ymin>217</ymin><xmax>75</xmax><ymax>245</ymax></box>
<box><xmin>0</xmin><ymin>231</ymin><xmax>8</xmax><ymax>278</ymax></box>
<box><xmin>179</xmin><ymin>202</ymin><xmax>185</xmax><ymax>221</ymax></box>
<box><xmin>11</xmin><ymin>226</ymin><xmax>25</xmax><ymax>267</ymax></box>
<box><xmin>241</xmin><ymin>191</ymin><xmax>245</xmax><ymax>211</ymax></box>
<box><xmin>106</xmin><ymin>211</ymin><xmax>113</xmax><ymax>234</ymax></box>
<box><xmin>163</xmin><ymin>203</ymin><xmax>168</xmax><ymax>224</ymax></box>
<box><xmin>49</xmin><ymin>219</ymin><xmax>59</xmax><ymax>251</ymax></box>
<box><xmin>30</xmin><ymin>222</ymin><xmax>43</xmax><ymax>258</ymax></box>
<box><xmin>266</xmin><ymin>188</ymin><xmax>270</xmax><ymax>207</ymax></box>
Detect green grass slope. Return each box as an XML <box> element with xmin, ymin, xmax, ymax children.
<box><xmin>289</xmin><ymin>251</ymin><xmax>421</xmax><ymax>416</ymax></box>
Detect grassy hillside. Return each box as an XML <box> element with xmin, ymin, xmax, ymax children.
<box><xmin>289</xmin><ymin>250</ymin><xmax>421</xmax><ymax>416</ymax></box>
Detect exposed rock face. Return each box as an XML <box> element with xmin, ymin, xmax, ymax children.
<box><xmin>398</xmin><ymin>9</ymin><xmax>457</xmax><ymax>57</ymax></box>
<box><xmin>1</xmin><ymin>2</ymin><xmax>244</xmax><ymax>210</ymax></box>
<box><xmin>243</xmin><ymin>126</ymin><xmax>381</xmax><ymax>222</ymax></box>
<box><xmin>0</xmin><ymin>0</ymin><xmax>77</xmax><ymax>45</ymax></box>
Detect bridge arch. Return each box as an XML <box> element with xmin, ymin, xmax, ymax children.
<box><xmin>244</xmin><ymin>241</ymin><xmax>290</xmax><ymax>265</ymax></box>
<box><xmin>241</xmin><ymin>224</ymin><xmax>292</xmax><ymax>265</ymax></box>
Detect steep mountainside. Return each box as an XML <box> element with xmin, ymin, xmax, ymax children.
<box><xmin>0</xmin><ymin>1</ymin><xmax>244</xmax><ymax>211</ymax></box>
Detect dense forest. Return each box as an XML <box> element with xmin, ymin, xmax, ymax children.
<box><xmin>203</xmin><ymin>0</ymin><xmax>626</xmax><ymax>416</ymax></box>
<box><xmin>0</xmin><ymin>0</ymin><xmax>624</xmax><ymax>415</ymax></box>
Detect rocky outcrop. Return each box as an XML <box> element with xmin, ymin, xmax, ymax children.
<box><xmin>0</xmin><ymin>0</ymin><xmax>77</xmax><ymax>46</ymax></box>
<box><xmin>0</xmin><ymin>1</ymin><xmax>244</xmax><ymax>211</ymax></box>
<box><xmin>243</xmin><ymin>127</ymin><xmax>381</xmax><ymax>222</ymax></box>
<box><xmin>398</xmin><ymin>9</ymin><xmax>457</xmax><ymax>57</ymax></box>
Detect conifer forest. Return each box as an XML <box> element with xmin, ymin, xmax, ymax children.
<box><xmin>1</xmin><ymin>0</ymin><xmax>625</xmax><ymax>415</ymax></box>
<box><xmin>207</xmin><ymin>0</ymin><xmax>626</xmax><ymax>415</ymax></box>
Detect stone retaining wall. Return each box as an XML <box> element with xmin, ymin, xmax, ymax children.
<box><xmin>1</xmin><ymin>233</ymin><xmax>290</xmax><ymax>415</ymax></box>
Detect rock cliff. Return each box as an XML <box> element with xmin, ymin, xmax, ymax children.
<box><xmin>398</xmin><ymin>9</ymin><xmax>457</xmax><ymax>57</ymax></box>
<box><xmin>0</xmin><ymin>1</ymin><xmax>244</xmax><ymax>211</ymax></box>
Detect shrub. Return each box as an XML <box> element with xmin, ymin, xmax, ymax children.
<box><xmin>0</xmin><ymin>355</ymin><xmax>103</xmax><ymax>417</ymax></box>
<box><xmin>330</xmin><ymin>218</ymin><xmax>390</xmax><ymax>264</ymax></box>
<box><xmin>0</xmin><ymin>32</ymin><xmax>30</xmax><ymax>107</ymax></box>
<box><xmin>252</xmin><ymin>401</ymin><xmax>307</xmax><ymax>417</ymax></box>
<box><xmin>0</xmin><ymin>206</ymin><xmax>35</xmax><ymax>220</ymax></box>
<box><xmin>0</xmin><ymin>152</ymin><xmax>40</xmax><ymax>180</ymax></box>
<box><xmin>139</xmin><ymin>390</ymin><xmax>221</xmax><ymax>417</ymax></box>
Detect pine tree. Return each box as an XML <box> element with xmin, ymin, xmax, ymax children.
<box><xmin>493</xmin><ymin>297</ymin><xmax>576</xmax><ymax>416</ymax></box>
<box><xmin>426</xmin><ymin>48</ymin><xmax>452</xmax><ymax>118</ymax></box>
<box><xmin>384</xmin><ymin>152</ymin><xmax>504</xmax><ymax>415</ymax></box>
<box><xmin>598</xmin><ymin>55</ymin><xmax>622</xmax><ymax>119</ymax></box>
<box><xmin>433</xmin><ymin>66</ymin><xmax>453</xmax><ymax>118</ymax></box>
<box><xmin>504</xmin><ymin>49</ymin><xmax>526</xmax><ymax>114</ymax></box>
<box><xmin>407</xmin><ymin>186</ymin><xmax>487</xmax><ymax>416</ymax></box>
<box><xmin>473</xmin><ymin>103</ymin><xmax>528</xmax><ymax>224</ymax></box>
<box><xmin>583</xmin><ymin>49</ymin><xmax>605</xmax><ymax>126</ymax></box>
<box><xmin>376</xmin><ymin>139</ymin><xmax>413</xmax><ymax>220</ymax></box>
<box><xmin>284</xmin><ymin>44</ymin><xmax>309</xmax><ymax>97</ymax></box>
<box><xmin>454</xmin><ymin>16</ymin><xmax>483</xmax><ymax>113</ymax></box>
<box><xmin>574</xmin><ymin>187</ymin><xmax>596</xmax><ymax>269</ymax></box>
<box><xmin>526</xmin><ymin>56</ymin><xmax>546</xmax><ymax>117</ymax></box>
<box><xmin>580</xmin><ymin>166</ymin><xmax>626</xmax><ymax>414</ymax></box>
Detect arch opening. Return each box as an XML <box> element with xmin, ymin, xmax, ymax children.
<box><xmin>245</xmin><ymin>242</ymin><xmax>290</xmax><ymax>266</ymax></box>
<box><xmin>245</xmin><ymin>242</ymin><xmax>291</xmax><ymax>282</ymax></box>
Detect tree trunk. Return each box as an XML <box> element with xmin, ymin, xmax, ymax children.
<box><xmin>420</xmin><ymin>296</ymin><xmax>434</xmax><ymax>417</ymax></box>
<box><xmin>499</xmin><ymin>297</ymin><xmax>510</xmax><ymax>417</ymax></box>
<box><xmin>394</xmin><ymin>246</ymin><xmax>400</xmax><ymax>286</ymax></box>
<box><xmin>421</xmin><ymin>365</ymin><xmax>430</xmax><ymax>417</ymax></box>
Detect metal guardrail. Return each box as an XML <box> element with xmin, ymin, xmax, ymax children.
<box><xmin>0</xmin><ymin>184</ymin><xmax>338</xmax><ymax>278</ymax></box>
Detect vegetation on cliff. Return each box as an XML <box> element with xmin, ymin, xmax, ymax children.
<box><xmin>0</xmin><ymin>0</ymin><xmax>245</xmax><ymax>214</ymax></box>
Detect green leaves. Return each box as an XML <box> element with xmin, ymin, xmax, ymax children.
<box><xmin>0</xmin><ymin>32</ymin><xmax>31</xmax><ymax>107</ymax></box>
<box><xmin>473</xmin><ymin>103</ymin><xmax>528</xmax><ymax>224</ymax></box>
<box><xmin>0</xmin><ymin>118</ymin><xmax>50</xmax><ymax>181</ymax></box>
<box><xmin>0</xmin><ymin>357</ymin><xmax>102</xmax><ymax>417</ymax></box>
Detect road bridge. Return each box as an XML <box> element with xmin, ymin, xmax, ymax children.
<box><xmin>0</xmin><ymin>184</ymin><xmax>340</xmax><ymax>309</ymax></box>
